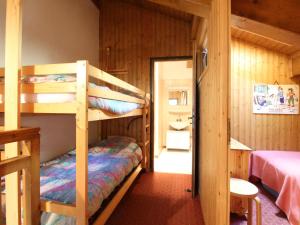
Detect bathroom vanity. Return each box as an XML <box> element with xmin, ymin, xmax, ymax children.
<box><xmin>166</xmin><ymin>88</ymin><xmax>191</xmax><ymax>151</ymax></box>
<box><xmin>166</xmin><ymin>130</ymin><xmax>190</xmax><ymax>150</ymax></box>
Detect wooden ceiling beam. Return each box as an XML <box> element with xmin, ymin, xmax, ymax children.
<box><xmin>191</xmin><ymin>16</ymin><xmax>207</xmax><ymax>49</ymax></box>
<box><xmin>231</xmin><ymin>0</ymin><xmax>300</xmax><ymax>34</ymax></box>
<box><xmin>196</xmin><ymin>18</ymin><xmax>207</xmax><ymax>48</ymax></box>
<box><xmin>148</xmin><ymin>0</ymin><xmax>210</xmax><ymax>18</ymax></box>
<box><xmin>231</xmin><ymin>15</ymin><xmax>300</xmax><ymax>50</ymax></box>
<box><xmin>192</xmin><ymin>16</ymin><xmax>201</xmax><ymax>40</ymax></box>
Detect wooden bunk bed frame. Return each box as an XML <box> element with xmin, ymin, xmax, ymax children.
<box><xmin>0</xmin><ymin>61</ymin><xmax>151</xmax><ymax>225</ymax></box>
<box><xmin>0</xmin><ymin>127</ymin><xmax>40</xmax><ymax>225</ymax></box>
<box><xmin>2</xmin><ymin>1</ymin><xmax>150</xmax><ymax>224</ymax></box>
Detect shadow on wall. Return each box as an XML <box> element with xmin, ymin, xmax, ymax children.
<box><xmin>0</xmin><ymin>115</ymin><xmax>98</xmax><ymax>162</ymax></box>
<box><xmin>0</xmin><ymin>0</ymin><xmax>100</xmax><ymax>161</ymax></box>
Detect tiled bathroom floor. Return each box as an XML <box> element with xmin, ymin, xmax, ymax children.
<box><xmin>154</xmin><ymin>148</ymin><xmax>192</xmax><ymax>174</ymax></box>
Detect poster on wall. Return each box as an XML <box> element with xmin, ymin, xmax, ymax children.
<box><xmin>253</xmin><ymin>84</ymin><xmax>299</xmax><ymax>114</ymax></box>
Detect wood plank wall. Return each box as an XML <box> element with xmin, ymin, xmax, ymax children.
<box><xmin>99</xmin><ymin>0</ymin><xmax>192</xmax><ymax>141</ymax></box>
<box><xmin>198</xmin><ymin>0</ymin><xmax>230</xmax><ymax>224</ymax></box>
<box><xmin>231</xmin><ymin>37</ymin><xmax>300</xmax><ymax>151</ymax></box>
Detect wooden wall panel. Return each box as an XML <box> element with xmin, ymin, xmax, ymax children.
<box><xmin>198</xmin><ymin>0</ymin><xmax>230</xmax><ymax>224</ymax></box>
<box><xmin>231</xmin><ymin>38</ymin><xmax>300</xmax><ymax>151</ymax></box>
<box><xmin>99</xmin><ymin>0</ymin><xmax>192</xmax><ymax>141</ymax></box>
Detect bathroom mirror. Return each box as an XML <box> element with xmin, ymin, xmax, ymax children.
<box><xmin>168</xmin><ymin>90</ymin><xmax>188</xmax><ymax>105</ymax></box>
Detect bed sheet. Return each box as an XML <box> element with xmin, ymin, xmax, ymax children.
<box><xmin>39</xmin><ymin>137</ymin><xmax>142</xmax><ymax>225</ymax></box>
<box><xmin>250</xmin><ymin>151</ymin><xmax>300</xmax><ymax>225</ymax></box>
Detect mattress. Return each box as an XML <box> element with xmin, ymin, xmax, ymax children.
<box><xmin>250</xmin><ymin>151</ymin><xmax>300</xmax><ymax>225</ymax></box>
<box><xmin>39</xmin><ymin>136</ymin><xmax>142</xmax><ymax>225</ymax></box>
<box><xmin>0</xmin><ymin>75</ymin><xmax>142</xmax><ymax>115</ymax></box>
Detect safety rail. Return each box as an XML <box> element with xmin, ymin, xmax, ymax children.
<box><xmin>0</xmin><ymin>128</ymin><xmax>40</xmax><ymax>225</ymax></box>
<box><xmin>0</xmin><ymin>61</ymin><xmax>147</xmax><ymax>116</ymax></box>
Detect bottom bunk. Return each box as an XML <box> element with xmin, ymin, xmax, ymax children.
<box><xmin>2</xmin><ymin>136</ymin><xmax>143</xmax><ymax>225</ymax></box>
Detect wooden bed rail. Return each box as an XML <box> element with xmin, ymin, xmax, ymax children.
<box><xmin>0</xmin><ymin>63</ymin><xmax>77</xmax><ymax>77</ymax></box>
<box><xmin>0</xmin><ymin>61</ymin><xmax>146</xmax><ymax>98</ymax></box>
<box><xmin>0</xmin><ymin>61</ymin><xmax>148</xmax><ymax>116</ymax></box>
<box><xmin>88</xmin><ymin>65</ymin><xmax>146</xmax><ymax>97</ymax></box>
<box><xmin>0</xmin><ymin>127</ymin><xmax>40</xmax><ymax>225</ymax></box>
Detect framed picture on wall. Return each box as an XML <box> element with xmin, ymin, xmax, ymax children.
<box><xmin>253</xmin><ymin>84</ymin><xmax>299</xmax><ymax>114</ymax></box>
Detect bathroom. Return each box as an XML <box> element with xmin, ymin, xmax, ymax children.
<box><xmin>153</xmin><ymin>59</ymin><xmax>193</xmax><ymax>175</ymax></box>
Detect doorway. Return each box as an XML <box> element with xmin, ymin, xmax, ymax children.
<box><xmin>150</xmin><ymin>57</ymin><xmax>197</xmax><ymax>195</ymax></box>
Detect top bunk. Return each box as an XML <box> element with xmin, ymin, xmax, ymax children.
<box><xmin>0</xmin><ymin>60</ymin><xmax>149</xmax><ymax>121</ymax></box>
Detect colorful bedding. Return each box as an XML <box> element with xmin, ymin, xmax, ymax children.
<box><xmin>40</xmin><ymin>136</ymin><xmax>142</xmax><ymax>225</ymax></box>
<box><xmin>250</xmin><ymin>151</ymin><xmax>300</xmax><ymax>225</ymax></box>
<box><xmin>0</xmin><ymin>75</ymin><xmax>142</xmax><ymax>115</ymax></box>
<box><xmin>88</xmin><ymin>83</ymin><xmax>142</xmax><ymax>114</ymax></box>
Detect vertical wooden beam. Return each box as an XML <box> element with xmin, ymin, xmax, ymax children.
<box><xmin>4</xmin><ymin>0</ymin><xmax>22</xmax><ymax>224</ymax></box>
<box><xmin>22</xmin><ymin>135</ymin><xmax>40</xmax><ymax>225</ymax></box>
<box><xmin>199</xmin><ymin>0</ymin><xmax>230</xmax><ymax>224</ymax></box>
<box><xmin>210</xmin><ymin>0</ymin><xmax>230</xmax><ymax>224</ymax></box>
<box><xmin>31</xmin><ymin>136</ymin><xmax>41</xmax><ymax>225</ymax></box>
<box><xmin>142</xmin><ymin>106</ymin><xmax>147</xmax><ymax>169</ymax></box>
<box><xmin>146</xmin><ymin>105</ymin><xmax>151</xmax><ymax>169</ymax></box>
<box><xmin>76</xmin><ymin>60</ymin><xmax>89</xmax><ymax>225</ymax></box>
<box><xmin>22</xmin><ymin>141</ymin><xmax>32</xmax><ymax>225</ymax></box>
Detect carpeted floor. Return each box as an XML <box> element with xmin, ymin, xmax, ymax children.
<box><xmin>230</xmin><ymin>184</ymin><xmax>290</xmax><ymax>225</ymax></box>
<box><xmin>106</xmin><ymin>172</ymin><xmax>204</xmax><ymax>225</ymax></box>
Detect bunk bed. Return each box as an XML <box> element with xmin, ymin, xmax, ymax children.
<box><xmin>0</xmin><ymin>61</ymin><xmax>151</xmax><ymax>225</ymax></box>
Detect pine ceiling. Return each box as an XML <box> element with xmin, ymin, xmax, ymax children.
<box><xmin>232</xmin><ymin>0</ymin><xmax>300</xmax><ymax>34</ymax></box>
<box><xmin>93</xmin><ymin>0</ymin><xmax>300</xmax><ymax>34</ymax></box>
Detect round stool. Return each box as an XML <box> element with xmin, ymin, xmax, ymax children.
<box><xmin>230</xmin><ymin>178</ymin><xmax>262</xmax><ymax>225</ymax></box>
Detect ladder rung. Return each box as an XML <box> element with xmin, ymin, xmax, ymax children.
<box><xmin>145</xmin><ymin>140</ymin><xmax>150</xmax><ymax>146</ymax></box>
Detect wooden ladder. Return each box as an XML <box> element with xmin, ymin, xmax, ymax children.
<box><xmin>142</xmin><ymin>105</ymin><xmax>151</xmax><ymax>169</ymax></box>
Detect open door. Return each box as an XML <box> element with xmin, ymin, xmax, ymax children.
<box><xmin>150</xmin><ymin>56</ymin><xmax>198</xmax><ymax>196</ymax></box>
<box><xmin>191</xmin><ymin>42</ymin><xmax>198</xmax><ymax>197</ymax></box>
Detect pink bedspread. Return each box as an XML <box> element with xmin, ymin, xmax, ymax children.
<box><xmin>250</xmin><ymin>151</ymin><xmax>300</xmax><ymax>225</ymax></box>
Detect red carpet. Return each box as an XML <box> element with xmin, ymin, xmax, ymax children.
<box><xmin>230</xmin><ymin>184</ymin><xmax>289</xmax><ymax>225</ymax></box>
<box><xmin>106</xmin><ymin>172</ymin><xmax>205</xmax><ymax>225</ymax></box>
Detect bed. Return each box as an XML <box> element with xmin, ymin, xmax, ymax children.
<box><xmin>0</xmin><ymin>62</ymin><xmax>146</xmax><ymax>118</ymax></box>
<box><xmin>0</xmin><ymin>74</ymin><xmax>143</xmax><ymax>115</ymax></box>
<box><xmin>0</xmin><ymin>61</ymin><xmax>151</xmax><ymax>225</ymax></box>
<box><xmin>1</xmin><ymin>136</ymin><xmax>142</xmax><ymax>225</ymax></box>
<box><xmin>250</xmin><ymin>151</ymin><xmax>300</xmax><ymax>225</ymax></box>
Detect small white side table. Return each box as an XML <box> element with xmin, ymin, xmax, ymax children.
<box><xmin>230</xmin><ymin>178</ymin><xmax>262</xmax><ymax>225</ymax></box>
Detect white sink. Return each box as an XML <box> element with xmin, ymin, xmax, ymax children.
<box><xmin>169</xmin><ymin>121</ymin><xmax>190</xmax><ymax>130</ymax></box>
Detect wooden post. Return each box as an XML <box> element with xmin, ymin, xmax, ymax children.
<box><xmin>142</xmin><ymin>106</ymin><xmax>147</xmax><ymax>169</ymax></box>
<box><xmin>76</xmin><ymin>60</ymin><xmax>89</xmax><ymax>225</ymax></box>
<box><xmin>146</xmin><ymin>105</ymin><xmax>150</xmax><ymax>169</ymax></box>
<box><xmin>22</xmin><ymin>135</ymin><xmax>40</xmax><ymax>225</ymax></box>
<box><xmin>31</xmin><ymin>136</ymin><xmax>41</xmax><ymax>225</ymax></box>
<box><xmin>22</xmin><ymin>141</ymin><xmax>32</xmax><ymax>225</ymax></box>
<box><xmin>199</xmin><ymin>0</ymin><xmax>230</xmax><ymax>224</ymax></box>
<box><xmin>4</xmin><ymin>0</ymin><xmax>22</xmax><ymax>224</ymax></box>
